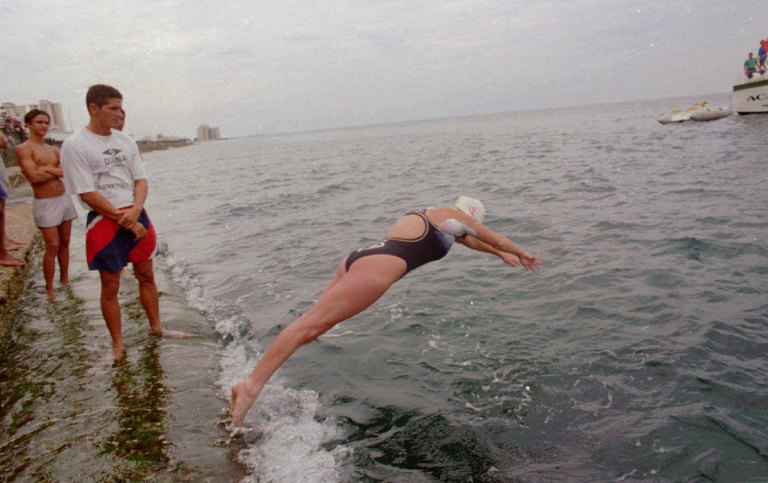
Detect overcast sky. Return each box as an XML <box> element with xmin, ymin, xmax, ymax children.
<box><xmin>1</xmin><ymin>1</ymin><xmax>764</xmax><ymax>138</ymax></box>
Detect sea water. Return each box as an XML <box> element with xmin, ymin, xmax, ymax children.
<box><xmin>2</xmin><ymin>94</ymin><xmax>767</xmax><ymax>481</ymax></box>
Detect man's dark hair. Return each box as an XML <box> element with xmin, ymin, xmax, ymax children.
<box><xmin>86</xmin><ymin>84</ymin><xmax>123</xmax><ymax>109</ymax></box>
<box><xmin>24</xmin><ymin>108</ymin><xmax>50</xmax><ymax>125</ymax></box>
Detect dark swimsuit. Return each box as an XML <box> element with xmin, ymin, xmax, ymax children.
<box><xmin>345</xmin><ymin>210</ymin><xmax>455</xmax><ymax>276</ymax></box>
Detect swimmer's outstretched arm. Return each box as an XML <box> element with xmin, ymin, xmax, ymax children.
<box><xmin>479</xmin><ymin>231</ymin><xmax>542</xmax><ymax>272</ymax></box>
<box><xmin>441</xmin><ymin>215</ymin><xmax>543</xmax><ymax>271</ymax></box>
<box><xmin>456</xmin><ymin>235</ymin><xmax>521</xmax><ymax>266</ymax></box>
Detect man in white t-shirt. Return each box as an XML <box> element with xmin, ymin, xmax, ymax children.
<box><xmin>61</xmin><ymin>84</ymin><xmax>182</xmax><ymax>358</ymax></box>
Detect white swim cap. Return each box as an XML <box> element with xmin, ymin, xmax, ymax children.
<box><xmin>454</xmin><ymin>196</ymin><xmax>486</xmax><ymax>222</ymax></box>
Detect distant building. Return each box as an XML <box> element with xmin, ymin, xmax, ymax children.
<box><xmin>1</xmin><ymin>100</ymin><xmax>67</xmax><ymax>131</ymax></box>
<box><xmin>35</xmin><ymin>100</ymin><xmax>66</xmax><ymax>131</ymax></box>
<box><xmin>1</xmin><ymin>102</ymin><xmax>25</xmax><ymax>119</ymax></box>
<box><xmin>197</xmin><ymin>124</ymin><xmax>221</xmax><ymax>141</ymax></box>
<box><xmin>140</xmin><ymin>133</ymin><xmax>188</xmax><ymax>143</ymax></box>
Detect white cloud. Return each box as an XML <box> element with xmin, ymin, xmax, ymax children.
<box><xmin>1</xmin><ymin>0</ymin><xmax>764</xmax><ymax>138</ymax></box>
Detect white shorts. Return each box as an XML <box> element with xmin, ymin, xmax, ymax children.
<box><xmin>33</xmin><ymin>194</ymin><xmax>78</xmax><ymax>229</ymax></box>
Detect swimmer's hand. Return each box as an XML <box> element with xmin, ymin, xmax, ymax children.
<box><xmin>520</xmin><ymin>254</ymin><xmax>543</xmax><ymax>272</ymax></box>
<box><xmin>500</xmin><ymin>253</ymin><xmax>521</xmax><ymax>267</ymax></box>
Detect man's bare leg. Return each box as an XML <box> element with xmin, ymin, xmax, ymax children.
<box><xmin>0</xmin><ymin>200</ymin><xmax>24</xmax><ymax>267</ymax></box>
<box><xmin>57</xmin><ymin>221</ymin><xmax>72</xmax><ymax>284</ymax></box>
<box><xmin>100</xmin><ymin>270</ymin><xmax>125</xmax><ymax>359</ymax></box>
<box><xmin>133</xmin><ymin>259</ymin><xmax>184</xmax><ymax>338</ymax></box>
<box><xmin>40</xmin><ymin>226</ymin><xmax>60</xmax><ymax>299</ymax></box>
<box><xmin>3</xmin><ymin>210</ymin><xmax>24</xmax><ymax>250</ymax></box>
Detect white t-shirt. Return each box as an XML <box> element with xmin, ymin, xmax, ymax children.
<box><xmin>61</xmin><ymin>128</ymin><xmax>146</xmax><ymax>210</ymax></box>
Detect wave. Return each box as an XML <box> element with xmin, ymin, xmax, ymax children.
<box><xmin>158</xmin><ymin>244</ymin><xmax>352</xmax><ymax>481</ymax></box>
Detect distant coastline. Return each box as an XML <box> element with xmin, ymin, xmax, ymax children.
<box><xmin>2</xmin><ymin>131</ymin><xmax>195</xmax><ymax>165</ymax></box>
<box><xmin>136</xmin><ymin>137</ymin><xmax>194</xmax><ymax>153</ymax></box>
<box><xmin>46</xmin><ymin>136</ymin><xmax>194</xmax><ymax>153</ymax></box>
<box><xmin>1</xmin><ymin>132</ymin><xmax>199</xmax><ymax>190</ymax></box>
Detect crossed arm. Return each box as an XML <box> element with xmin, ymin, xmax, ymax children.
<box><xmin>16</xmin><ymin>146</ymin><xmax>63</xmax><ymax>184</ymax></box>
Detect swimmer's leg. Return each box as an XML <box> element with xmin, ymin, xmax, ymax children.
<box><xmin>231</xmin><ymin>256</ymin><xmax>404</xmax><ymax>426</ymax></box>
<box><xmin>318</xmin><ymin>257</ymin><xmax>349</xmax><ymax>295</ymax></box>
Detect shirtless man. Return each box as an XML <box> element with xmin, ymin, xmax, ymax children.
<box><xmin>16</xmin><ymin>109</ymin><xmax>77</xmax><ymax>299</ymax></box>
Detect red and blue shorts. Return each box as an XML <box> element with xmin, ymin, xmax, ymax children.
<box><xmin>85</xmin><ymin>208</ymin><xmax>156</xmax><ymax>273</ymax></box>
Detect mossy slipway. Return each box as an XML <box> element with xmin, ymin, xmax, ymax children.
<box><xmin>0</xmin><ymin>198</ymin><xmax>245</xmax><ymax>480</ymax></box>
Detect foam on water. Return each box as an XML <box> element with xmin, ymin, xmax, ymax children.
<box><xmin>162</xmin><ymin>248</ymin><xmax>251</xmax><ymax>341</ymax></box>
<box><xmin>234</xmin><ymin>385</ymin><xmax>352</xmax><ymax>482</ymax></box>
<box><xmin>162</xmin><ymin>244</ymin><xmax>352</xmax><ymax>480</ymax></box>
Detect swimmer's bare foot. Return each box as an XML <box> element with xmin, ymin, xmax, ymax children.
<box><xmin>231</xmin><ymin>380</ymin><xmax>263</xmax><ymax>427</ymax></box>
<box><xmin>0</xmin><ymin>253</ymin><xmax>24</xmax><ymax>267</ymax></box>
<box><xmin>46</xmin><ymin>288</ymin><xmax>56</xmax><ymax>300</ymax></box>
<box><xmin>151</xmin><ymin>328</ymin><xmax>186</xmax><ymax>338</ymax></box>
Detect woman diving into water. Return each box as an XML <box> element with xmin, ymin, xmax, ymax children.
<box><xmin>230</xmin><ymin>196</ymin><xmax>543</xmax><ymax>426</ymax></box>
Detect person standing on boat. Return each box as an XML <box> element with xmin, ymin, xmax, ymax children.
<box><xmin>61</xmin><ymin>84</ymin><xmax>183</xmax><ymax>359</ymax></box>
<box><xmin>744</xmin><ymin>52</ymin><xmax>759</xmax><ymax>78</ymax></box>
<box><xmin>758</xmin><ymin>38</ymin><xmax>767</xmax><ymax>74</ymax></box>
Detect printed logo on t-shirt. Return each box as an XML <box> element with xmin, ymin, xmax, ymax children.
<box><xmin>101</xmin><ymin>148</ymin><xmax>128</xmax><ymax>167</ymax></box>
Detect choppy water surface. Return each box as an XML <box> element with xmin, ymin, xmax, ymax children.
<box><xmin>3</xmin><ymin>94</ymin><xmax>767</xmax><ymax>481</ymax></box>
